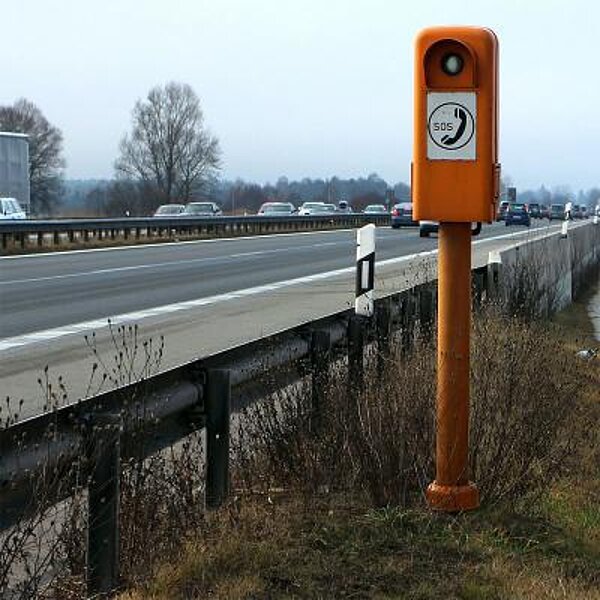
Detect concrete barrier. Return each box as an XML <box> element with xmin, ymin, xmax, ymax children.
<box><xmin>488</xmin><ymin>222</ymin><xmax>600</xmax><ymax>315</ymax></box>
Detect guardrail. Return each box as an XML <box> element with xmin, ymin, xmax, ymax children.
<box><xmin>0</xmin><ymin>213</ymin><xmax>391</xmax><ymax>253</ymax></box>
<box><xmin>0</xmin><ymin>269</ymin><xmax>490</xmax><ymax>595</ymax></box>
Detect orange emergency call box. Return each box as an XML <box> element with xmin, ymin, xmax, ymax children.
<box><xmin>412</xmin><ymin>26</ymin><xmax>500</xmax><ymax>223</ymax></box>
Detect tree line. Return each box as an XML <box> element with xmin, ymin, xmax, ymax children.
<box><xmin>2</xmin><ymin>83</ymin><xmax>599</xmax><ymax>217</ymax></box>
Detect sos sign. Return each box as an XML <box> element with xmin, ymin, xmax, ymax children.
<box><xmin>412</xmin><ymin>27</ymin><xmax>500</xmax><ymax>223</ymax></box>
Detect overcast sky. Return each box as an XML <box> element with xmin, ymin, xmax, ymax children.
<box><xmin>3</xmin><ymin>0</ymin><xmax>598</xmax><ymax>190</ymax></box>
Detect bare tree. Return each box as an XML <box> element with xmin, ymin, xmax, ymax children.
<box><xmin>116</xmin><ymin>82</ymin><xmax>220</xmax><ymax>205</ymax></box>
<box><xmin>0</xmin><ymin>98</ymin><xmax>66</xmax><ymax>215</ymax></box>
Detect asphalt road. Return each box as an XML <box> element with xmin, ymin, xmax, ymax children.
<box><xmin>1</xmin><ymin>222</ymin><xmax>552</xmax><ymax>339</ymax></box>
<box><xmin>0</xmin><ymin>220</ymin><xmax>560</xmax><ymax>416</ymax></box>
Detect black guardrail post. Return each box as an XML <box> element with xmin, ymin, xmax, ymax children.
<box><xmin>87</xmin><ymin>413</ymin><xmax>121</xmax><ymax>597</ymax></box>
<box><xmin>418</xmin><ymin>285</ymin><xmax>435</xmax><ymax>341</ymax></box>
<box><xmin>205</xmin><ymin>369</ymin><xmax>231</xmax><ymax>510</ymax></box>
<box><xmin>348</xmin><ymin>316</ymin><xmax>365</xmax><ymax>393</ymax></box>
<box><xmin>310</xmin><ymin>329</ymin><xmax>331</xmax><ymax>431</ymax></box>
<box><xmin>376</xmin><ymin>298</ymin><xmax>392</xmax><ymax>377</ymax></box>
<box><xmin>472</xmin><ymin>268</ymin><xmax>486</xmax><ymax>309</ymax></box>
<box><xmin>486</xmin><ymin>258</ymin><xmax>502</xmax><ymax>301</ymax></box>
<box><xmin>400</xmin><ymin>290</ymin><xmax>415</xmax><ymax>354</ymax></box>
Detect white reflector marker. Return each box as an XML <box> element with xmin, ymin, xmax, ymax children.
<box><xmin>355</xmin><ymin>224</ymin><xmax>376</xmax><ymax>316</ymax></box>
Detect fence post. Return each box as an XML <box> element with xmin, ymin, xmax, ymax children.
<box><xmin>87</xmin><ymin>413</ymin><xmax>121</xmax><ymax>597</ymax></box>
<box><xmin>205</xmin><ymin>369</ymin><xmax>231</xmax><ymax>510</ymax></box>
<box><xmin>310</xmin><ymin>329</ymin><xmax>331</xmax><ymax>431</ymax></box>
<box><xmin>376</xmin><ymin>298</ymin><xmax>392</xmax><ymax>377</ymax></box>
<box><xmin>348</xmin><ymin>316</ymin><xmax>365</xmax><ymax>393</ymax></box>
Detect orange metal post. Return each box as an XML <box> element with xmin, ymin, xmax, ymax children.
<box><xmin>426</xmin><ymin>222</ymin><xmax>479</xmax><ymax>512</ymax></box>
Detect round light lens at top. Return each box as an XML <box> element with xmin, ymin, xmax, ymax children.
<box><xmin>442</xmin><ymin>53</ymin><xmax>464</xmax><ymax>76</ymax></box>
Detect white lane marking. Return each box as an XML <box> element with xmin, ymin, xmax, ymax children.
<box><xmin>0</xmin><ymin>221</ymin><xmax>555</xmax><ymax>284</ymax></box>
<box><xmin>0</xmin><ymin>224</ymin><xmax>561</xmax><ymax>353</ymax></box>
<box><xmin>0</xmin><ymin>227</ymin><xmax>359</xmax><ymax>261</ymax></box>
<box><xmin>0</xmin><ymin>254</ymin><xmax>416</xmax><ymax>352</ymax></box>
<box><xmin>0</xmin><ymin>241</ymin><xmax>345</xmax><ymax>286</ymax></box>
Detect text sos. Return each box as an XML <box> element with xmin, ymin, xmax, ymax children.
<box><xmin>432</xmin><ymin>122</ymin><xmax>454</xmax><ymax>131</ymax></box>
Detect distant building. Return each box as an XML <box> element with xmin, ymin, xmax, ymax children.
<box><xmin>0</xmin><ymin>132</ymin><xmax>30</xmax><ymax>214</ymax></box>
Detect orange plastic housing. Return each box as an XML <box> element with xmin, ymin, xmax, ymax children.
<box><xmin>412</xmin><ymin>26</ymin><xmax>500</xmax><ymax>223</ymax></box>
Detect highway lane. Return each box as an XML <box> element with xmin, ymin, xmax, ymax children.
<box><xmin>0</xmin><ymin>222</ymin><xmax>553</xmax><ymax>340</ymax></box>
<box><xmin>2</xmin><ymin>228</ymin><xmax>426</xmax><ymax>338</ymax></box>
<box><xmin>0</xmin><ymin>220</ymin><xmax>560</xmax><ymax>416</ymax></box>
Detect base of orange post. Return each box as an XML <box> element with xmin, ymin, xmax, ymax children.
<box><xmin>426</xmin><ymin>481</ymin><xmax>479</xmax><ymax>512</ymax></box>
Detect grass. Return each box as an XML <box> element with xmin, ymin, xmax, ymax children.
<box><xmin>120</xmin><ymin>296</ymin><xmax>600</xmax><ymax>600</ymax></box>
<box><xmin>120</xmin><ymin>495</ymin><xmax>599</xmax><ymax>599</ymax></box>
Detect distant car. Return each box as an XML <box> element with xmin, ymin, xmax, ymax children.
<box><xmin>391</xmin><ymin>202</ymin><xmax>416</xmax><ymax>228</ymax></box>
<box><xmin>153</xmin><ymin>204</ymin><xmax>185</xmax><ymax>217</ymax></box>
<box><xmin>528</xmin><ymin>202</ymin><xmax>541</xmax><ymax>218</ymax></box>
<box><xmin>580</xmin><ymin>206</ymin><xmax>589</xmax><ymax>219</ymax></box>
<box><xmin>297</xmin><ymin>202</ymin><xmax>327</xmax><ymax>216</ymax></box>
<box><xmin>549</xmin><ymin>204</ymin><xmax>564</xmax><ymax>221</ymax></box>
<box><xmin>505</xmin><ymin>203</ymin><xmax>531</xmax><ymax>227</ymax></box>
<box><xmin>337</xmin><ymin>200</ymin><xmax>353</xmax><ymax>213</ymax></box>
<box><xmin>497</xmin><ymin>200</ymin><xmax>510</xmax><ymax>221</ymax></box>
<box><xmin>309</xmin><ymin>204</ymin><xmax>336</xmax><ymax>215</ymax></box>
<box><xmin>539</xmin><ymin>204</ymin><xmax>549</xmax><ymax>219</ymax></box>
<box><xmin>0</xmin><ymin>197</ymin><xmax>27</xmax><ymax>220</ymax></box>
<box><xmin>183</xmin><ymin>202</ymin><xmax>222</xmax><ymax>216</ymax></box>
<box><xmin>257</xmin><ymin>202</ymin><xmax>296</xmax><ymax>216</ymax></box>
<box><xmin>363</xmin><ymin>204</ymin><xmax>387</xmax><ymax>214</ymax></box>
<box><xmin>419</xmin><ymin>221</ymin><xmax>439</xmax><ymax>237</ymax></box>
<box><xmin>572</xmin><ymin>205</ymin><xmax>583</xmax><ymax>219</ymax></box>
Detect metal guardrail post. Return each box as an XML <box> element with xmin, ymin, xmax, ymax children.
<box><xmin>205</xmin><ymin>369</ymin><xmax>231</xmax><ymax>510</ymax></box>
<box><xmin>418</xmin><ymin>286</ymin><xmax>434</xmax><ymax>341</ymax></box>
<box><xmin>348</xmin><ymin>316</ymin><xmax>365</xmax><ymax>392</ymax></box>
<box><xmin>486</xmin><ymin>257</ymin><xmax>502</xmax><ymax>301</ymax></box>
<box><xmin>87</xmin><ymin>413</ymin><xmax>121</xmax><ymax>597</ymax></box>
<box><xmin>472</xmin><ymin>269</ymin><xmax>486</xmax><ymax>309</ymax></box>
<box><xmin>310</xmin><ymin>329</ymin><xmax>331</xmax><ymax>431</ymax></box>
<box><xmin>376</xmin><ymin>298</ymin><xmax>392</xmax><ymax>377</ymax></box>
<box><xmin>400</xmin><ymin>290</ymin><xmax>415</xmax><ymax>354</ymax></box>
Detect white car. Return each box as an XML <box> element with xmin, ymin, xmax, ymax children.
<box><xmin>257</xmin><ymin>202</ymin><xmax>296</xmax><ymax>216</ymax></box>
<box><xmin>297</xmin><ymin>202</ymin><xmax>327</xmax><ymax>216</ymax></box>
<box><xmin>0</xmin><ymin>197</ymin><xmax>27</xmax><ymax>220</ymax></box>
<box><xmin>153</xmin><ymin>204</ymin><xmax>185</xmax><ymax>217</ymax></box>
<box><xmin>183</xmin><ymin>202</ymin><xmax>223</xmax><ymax>216</ymax></box>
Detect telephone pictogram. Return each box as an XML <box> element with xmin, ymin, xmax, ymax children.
<box><xmin>441</xmin><ymin>107</ymin><xmax>467</xmax><ymax>146</ymax></box>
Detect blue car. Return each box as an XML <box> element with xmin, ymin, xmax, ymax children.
<box><xmin>505</xmin><ymin>203</ymin><xmax>531</xmax><ymax>227</ymax></box>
